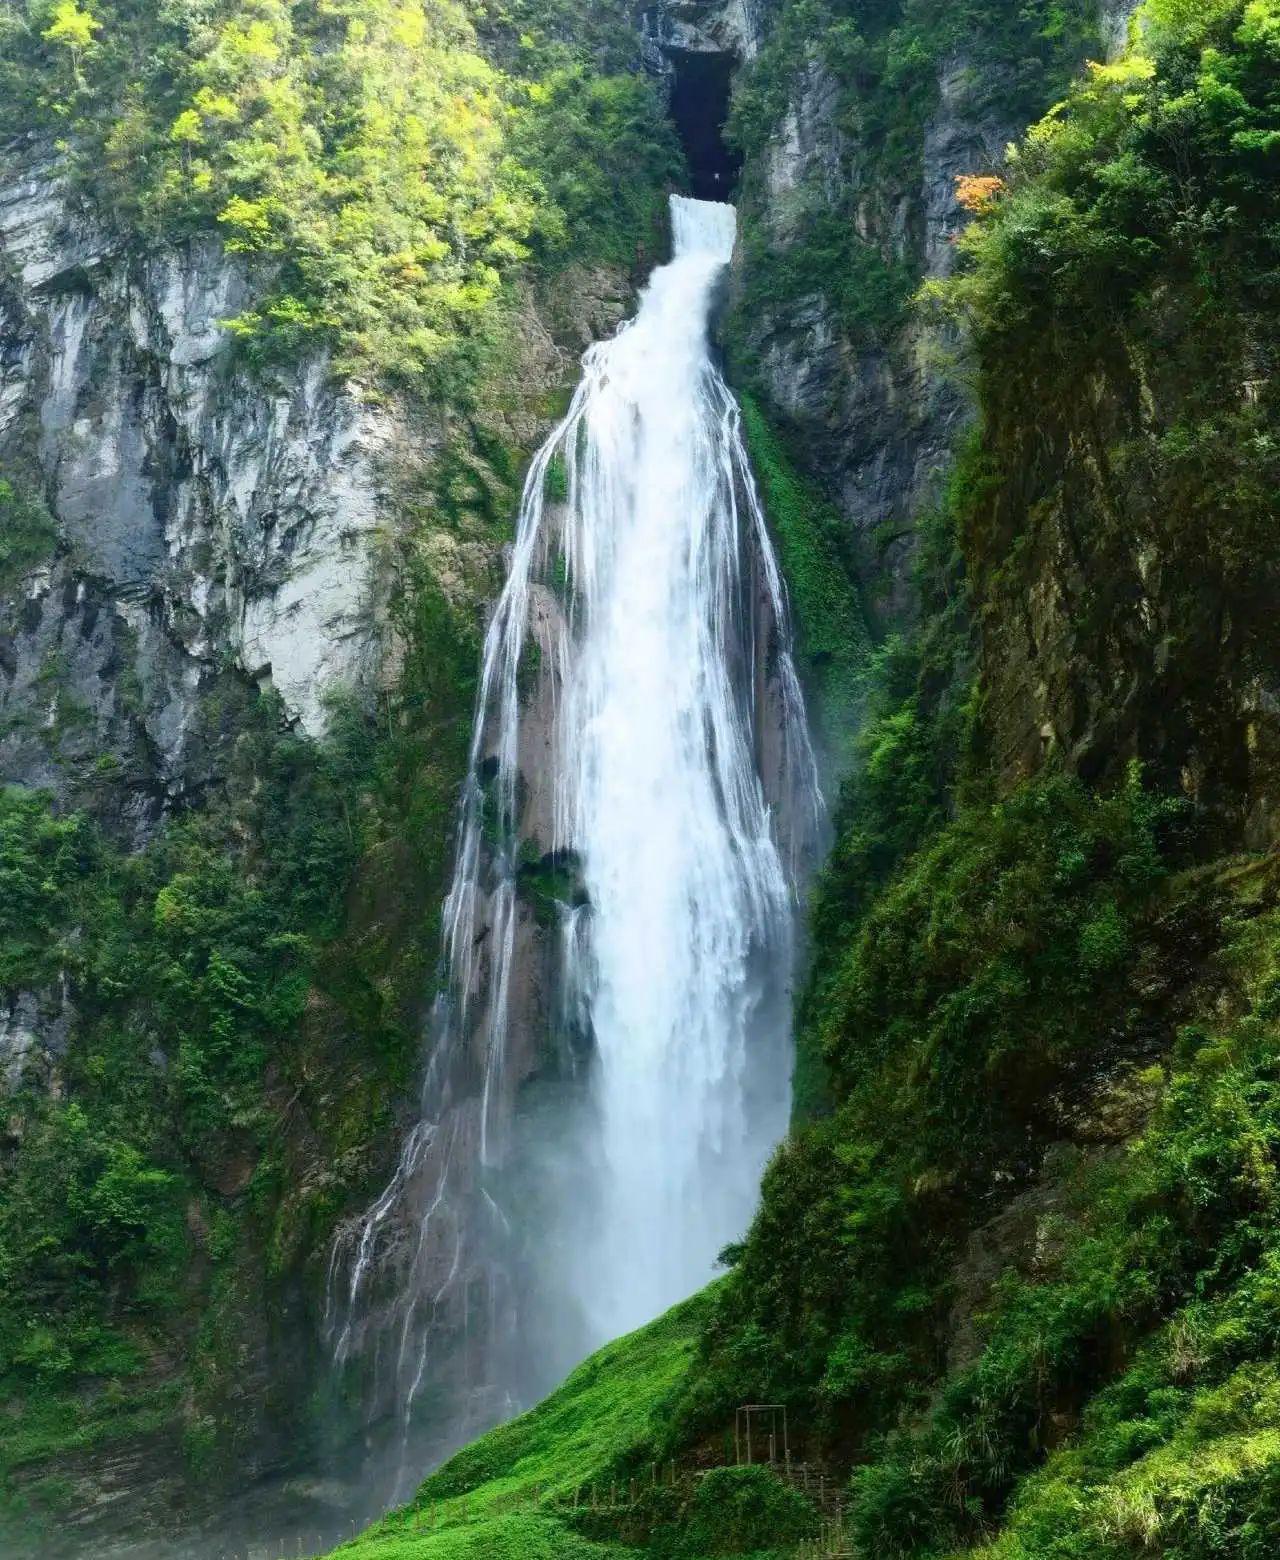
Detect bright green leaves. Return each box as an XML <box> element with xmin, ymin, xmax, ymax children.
<box><xmin>32</xmin><ymin>0</ymin><xmax>103</xmax><ymax>109</ymax></box>
<box><xmin>0</xmin><ymin>477</ymin><xmax>58</xmax><ymax>591</ymax></box>
<box><xmin>941</xmin><ymin>1015</ymin><xmax>1280</xmax><ymax>1559</ymax></box>
<box><xmin>1</xmin><ymin>0</ymin><xmax>675</xmax><ymax>386</ymax></box>
<box><xmin>948</xmin><ymin>0</ymin><xmax>1280</xmax><ymax>349</ymax></box>
<box><xmin>0</xmin><ymin>788</ymin><xmax>99</xmax><ymax>994</ymax></box>
<box><xmin>0</xmin><ymin>1099</ymin><xmax>184</xmax><ymax>1332</ymax></box>
<box><xmin>41</xmin><ymin>1</ymin><xmax>101</xmax><ymax>53</ymax></box>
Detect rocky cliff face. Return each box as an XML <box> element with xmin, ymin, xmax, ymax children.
<box><xmin>641</xmin><ymin>0</ymin><xmax>765</xmax><ymax>64</ymax></box>
<box><xmin>0</xmin><ymin>136</ymin><xmax>638</xmax><ymax>1555</ymax></box>
<box><xmin>0</xmin><ymin>151</ymin><xmax>399</xmax><ymax>829</ymax></box>
<box><xmin>969</xmin><ymin>266</ymin><xmax>1280</xmax><ymax>852</ymax></box>
<box><xmin>717</xmin><ymin>0</ymin><xmax>1277</xmax><ymax>863</ymax></box>
<box><xmin>723</xmin><ymin>0</ymin><xmax>1142</xmax><ymax>628</ymax></box>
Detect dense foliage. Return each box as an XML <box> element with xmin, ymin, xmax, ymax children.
<box><xmin>654</xmin><ymin>4</ymin><xmax>1280</xmax><ymax>1556</ymax></box>
<box><xmin>0</xmin><ymin>0</ymin><xmax>679</xmax><ymax>381</ymax></box>
<box><xmin>0</xmin><ymin>572</ymin><xmax>484</xmax><ymax>1539</ymax></box>
<box><xmin>0</xmin><ymin>0</ymin><xmax>683</xmax><ymax>1540</ymax></box>
<box><xmin>947</xmin><ymin>0</ymin><xmax>1280</xmax><ymax>360</ymax></box>
<box><xmin>0</xmin><ymin>476</ymin><xmax>58</xmax><ymax>591</ymax></box>
<box><xmin>937</xmin><ymin>0</ymin><xmax>1280</xmax><ymax>824</ymax></box>
<box><xmin>672</xmin><ymin>765</ymin><xmax>1193</xmax><ymax>1435</ymax></box>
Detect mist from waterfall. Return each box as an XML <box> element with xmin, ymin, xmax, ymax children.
<box><xmin>326</xmin><ymin>195</ymin><xmax>822</xmax><ymax>1501</ymax></box>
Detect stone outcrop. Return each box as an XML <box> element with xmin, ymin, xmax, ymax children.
<box><xmin>969</xmin><ymin>338</ymin><xmax>1280</xmax><ymax>850</ymax></box>
<box><xmin>0</xmin><ymin>151</ymin><xmax>400</xmax><ymax>832</ymax></box>
<box><xmin>640</xmin><ymin>0</ymin><xmax>765</xmax><ymax>65</ymax></box>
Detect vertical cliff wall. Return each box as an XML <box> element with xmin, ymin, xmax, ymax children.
<box><xmin>720</xmin><ymin>0</ymin><xmax>1141</xmax><ymax>627</ymax></box>
<box><xmin>0</xmin><ymin>154</ymin><xmax>399</xmax><ymax>815</ymax></box>
<box><xmin>0</xmin><ymin>133</ymin><xmax>643</xmax><ymax>1552</ymax></box>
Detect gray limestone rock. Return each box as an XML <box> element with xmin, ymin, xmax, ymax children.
<box><xmin>0</xmin><ymin>151</ymin><xmax>401</xmax><ymax>819</ymax></box>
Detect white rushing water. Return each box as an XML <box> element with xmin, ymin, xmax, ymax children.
<box><xmin>554</xmin><ymin>196</ymin><xmax>816</xmax><ymax>1336</ymax></box>
<box><xmin>327</xmin><ymin>196</ymin><xmax>821</xmax><ymax>1488</ymax></box>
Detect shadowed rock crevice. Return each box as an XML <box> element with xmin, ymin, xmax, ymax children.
<box><xmin>667</xmin><ymin>48</ymin><xmax>742</xmax><ymax>200</ymax></box>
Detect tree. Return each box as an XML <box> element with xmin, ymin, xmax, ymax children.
<box><xmin>42</xmin><ymin>1</ymin><xmax>102</xmax><ymax>90</ymax></box>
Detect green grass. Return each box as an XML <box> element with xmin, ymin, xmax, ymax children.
<box><xmin>326</xmin><ymin>1295</ymin><xmax>710</xmax><ymax>1558</ymax></box>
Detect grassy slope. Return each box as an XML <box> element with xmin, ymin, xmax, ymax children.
<box><xmin>325</xmin><ymin>1296</ymin><xmax>709</xmax><ymax>1559</ymax></box>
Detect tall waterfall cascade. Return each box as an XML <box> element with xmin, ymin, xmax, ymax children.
<box><xmin>326</xmin><ymin>195</ymin><xmax>823</xmax><ymax>1497</ymax></box>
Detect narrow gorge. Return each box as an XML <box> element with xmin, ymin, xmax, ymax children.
<box><xmin>0</xmin><ymin>1</ymin><xmax>1277</xmax><ymax>1558</ymax></box>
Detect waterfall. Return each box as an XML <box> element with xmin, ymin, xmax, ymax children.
<box><xmin>326</xmin><ymin>195</ymin><xmax>822</xmax><ymax>1498</ymax></box>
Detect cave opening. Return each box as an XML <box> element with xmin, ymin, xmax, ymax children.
<box><xmin>667</xmin><ymin>49</ymin><xmax>742</xmax><ymax>203</ymax></box>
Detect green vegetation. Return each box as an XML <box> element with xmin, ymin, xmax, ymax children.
<box><xmin>660</xmin><ymin>5</ymin><xmax>1280</xmax><ymax>1556</ymax></box>
<box><xmin>737</xmin><ymin>393</ymin><xmax>871</xmax><ymax>767</ymax></box>
<box><xmin>517</xmin><ymin>847</ymin><xmax>586</xmax><ymax>929</ymax></box>
<box><xmin>326</xmin><ymin>1296</ymin><xmax>707</xmax><ymax>1559</ymax></box>
<box><xmin>331</xmin><ymin>6</ymin><xmax>1280</xmax><ymax>1558</ymax></box>
<box><xmin>671</xmin><ymin>766</ymin><xmax>1193</xmax><ymax>1440</ymax></box>
<box><xmin>0</xmin><ymin>0</ymin><xmax>679</xmax><ymax>384</ymax></box>
<box><xmin>317</xmin><ymin>1279</ymin><xmax>830</xmax><ymax>1558</ymax></box>
<box><xmin>736</xmin><ymin>208</ymin><xmax>917</xmax><ymax>349</ymax></box>
<box><xmin>932</xmin><ymin>993</ymin><xmax>1280</xmax><ymax>1559</ymax></box>
<box><xmin>934</xmin><ymin>0</ymin><xmax>1280</xmax><ymax>816</ymax></box>
<box><xmin>0</xmin><ymin>0</ymin><xmax>684</xmax><ymax>1535</ymax></box>
<box><xmin>0</xmin><ymin>544</ymin><xmax>483</xmax><ymax>1531</ymax></box>
<box><xmin>725</xmin><ymin>0</ymin><xmax>1101</xmax><ymax>359</ymax></box>
<box><xmin>945</xmin><ymin>0</ymin><xmax>1280</xmax><ymax>367</ymax></box>
<box><xmin>0</xmin><ymin>477</ymin><xmax>58</xmax><ymax>589</ymax></box>
<box><xmin>545</xmin><ymin>452</ymin><xmax>570</xmax><ymax>503</ymax></box>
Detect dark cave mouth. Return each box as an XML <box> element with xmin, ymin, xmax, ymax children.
<box><xmin>667</xmin><ymin>49</ymin><xmax>742</xmax><ymax>203</ymax></box>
